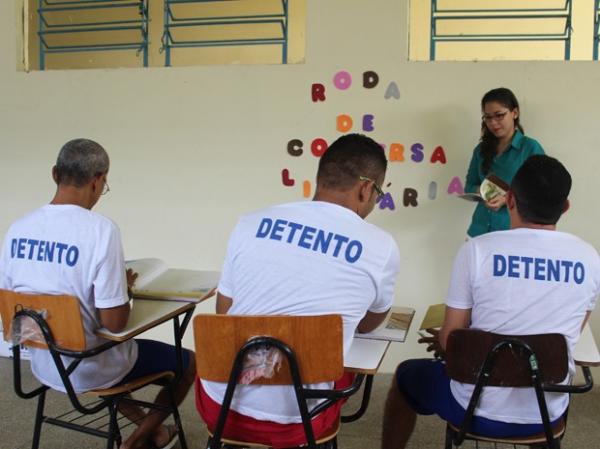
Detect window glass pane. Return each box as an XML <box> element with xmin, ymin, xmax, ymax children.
<box><xmin>410</xmin><ymin>0</ymin><xmax>595</xmax><ymax>61</ymax></box>
<box><xmin>24</xmin><ymin>0</ymin><xmax>305</xmax><ymax>71</ymax></box>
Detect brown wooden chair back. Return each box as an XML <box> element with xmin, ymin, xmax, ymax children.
<box><xmin>193</xmin><ymin>314</ymin><xmax>343</xmax><ymax>385</ymax></box>
<box><xmin>0</xmin><ymin>289</ymin><xmax>85</xmax><ymax>351</ymax></box>
<box><xmin>445</xmin><ymin>329</ymin><xmax>568</xmax><ymax>387</ymax></box>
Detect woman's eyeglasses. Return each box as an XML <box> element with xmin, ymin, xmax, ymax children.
<box><xmin>482</xmin><ymin>110</ymin><xmax>510</xmax><ymax>123</ymax></box>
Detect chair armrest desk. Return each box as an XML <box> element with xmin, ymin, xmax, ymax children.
<box><xmin>96</xmin><ymin>298</ymin><xmax>197</xmax><ymax>380</ymax></box>
<box><xmin>574</xmin><ymin>324</ymin><xmax>600</xmax><ymax>367</ymax></box>
<box><xmin>342</xmin><ymin>338</ymin><xmax>391</xmax><ymax>422</ymax></box>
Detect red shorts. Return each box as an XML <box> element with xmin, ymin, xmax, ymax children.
<box><xmin>195</xmin><ymin>373</ymin><xmax>355</xmax><ymax>448</ymax></box>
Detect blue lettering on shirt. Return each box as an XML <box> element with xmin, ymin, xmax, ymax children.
<box><xmin>56</xmin><ymin>242</ymin><xmax>68</xmax><ymax>263</ymax></box>
<box><xmin>313</xmin><ymin>230</ymin><xmax>332</xmax><ymax>254</ymax></box>
<box><xmin>492</xmin><ymin>254</ymin><xmax>585</xmax><ymax>284</ymax></box>
<box><xmin>270</xmin><ymin>219</ymin><xmax>287</xmax><ymax>241</ymax></box>
<box><xmin>493</xmin><ymin>254</ymin><xmax>506</xmax><ymax>276</ymax></box>
<box><xmin>45</xmin><ymin>241</ymin><xmax>56</xmax><ymax>262</ymax></box>
<box><xmin>508</xmin><ymin>255</ymin><xmax>519</xmax><ymax>278</ymax></box>
<box><xmin>255</xmin><ymin>217</ymin><xmax>363</xmax><ymax>263</ymax></box>
<box><xmin>345</xmin><ymin>240</ymin><xmax>363</xmax><ymax>263</ymax></box>
<box><xmin>547</xmin><ymin>259</ymin><xmax>560</xmax><ymax>281</ymax></box>
<box><xmin>256</xmin><ymin>218</ymin><xmax>272</xmax><ymax>238</ymax></box>
<box><xmin>561</xmin><ymin>260</ymin><xmax>573</xmax><ymax>282</ymax></box>
<box><xmin>10</xmin><ymin>238</ymin><xmax>79</xmax><ymax>267</ymax></box>
<box><xmin>298</xmin><ymin>226</ymin><xmax>317</xmax><ymax>249</ymax></box>
<box><xmin>521</xmin><ymin>256</ymin><xmax>533</xmax><ymax>278</ymax></box>
<box><xmin>286</xmin><ymin>222</ymin><xmax>303</xmax><ymax>243</ymax></box>
<box><xmin>534</xmin><ymin>258</ymin><xmax>545</xmax><ymax>281</ymax></box>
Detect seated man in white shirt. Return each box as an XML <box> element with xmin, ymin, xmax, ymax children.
<box><xmin>0</xmin><ymin>139</ymin><xmax>195</xmax><ymax>449</ymax></box>
<box><xmin>381</xmin><ymin>155</ymin><xmax>600</xmax><ymax>449</ymax></box>
<box><xmin>196</xmin><ymin>133</ymin><xmax>401</xmax><ymax>448</ymax></box>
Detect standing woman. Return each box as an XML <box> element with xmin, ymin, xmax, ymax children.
<box><xmin>465</xmin><ymin>87</ymin><xmax>545</xmax><ymax>237</ymax></box>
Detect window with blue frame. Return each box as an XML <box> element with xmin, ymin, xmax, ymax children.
<box><xmin>410</xmin><ymin>0</ymin><xmax>597</xmax><ymax>61</ymax></box>
<box><xmin>23</xmin><ymin>0</ymin><xmax>305</xmax><ymax>71</ymax></box>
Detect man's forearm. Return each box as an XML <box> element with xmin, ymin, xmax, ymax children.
<box><xmin>98</xmin><ymin>303</ymin><xmax>130</xmax><ymax>333</ymax></box>
<box><xmin>357</xmin><ymin>309</ymin><xmax>389</xmax><ymax>333</ymax></box>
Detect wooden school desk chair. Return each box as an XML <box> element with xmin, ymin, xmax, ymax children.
<box><xmin>0</xmin><ymin>289</ymin><xmax>186</xmax><ymax>449</ymax></box>
<box><xmin>443</xmin><ymin>328</ymin><xmax>595</xmax><ymax>449</ymax></box>
<box><xmin>193</xmin><ymin>314</ymin><xmax>366</xmax><ymax>449</ymax></box>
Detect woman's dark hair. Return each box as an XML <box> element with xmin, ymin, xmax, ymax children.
<box><xmin>480</xmin><ymin>87</ymin><xmax>524</xmax><ymax>174</ymax></box>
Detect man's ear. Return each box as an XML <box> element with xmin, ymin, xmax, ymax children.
<box><xmin>91</xmin><ymin>174</ymin><xmax>103</xmax><ymax>195</ymax></box>
<box><xmin>562</xmin><ymin>199</ymin><xmax>570</xmax><ymax>214</ymax></box>
<box><xmin>51</xmin><ymin>166</ymin><xmax>59</xmax><ymax>184</ymax></box>
<box><xmin>357</xmin><ymin>179</ymin><xmax>371</xmax><ymax>204</ymax></box>
<box><xmin>506</xmin><ymin>190</ymin><xmax>516</xmax><ymax>210</ymax></box>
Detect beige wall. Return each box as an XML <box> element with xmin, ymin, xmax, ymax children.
<box><xmin>1</xmin><ymin>0</ymin><xmax>599</xmax><ymax>374</ymax></box>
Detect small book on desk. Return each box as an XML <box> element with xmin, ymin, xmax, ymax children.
<box><xmin>458</xmin><ymin>174</ymin><xmax>510</xmax><ymax>203</ymax></box>
<box><xmin>125</xmin><ymin>258</ymin><xmax>219</xmax><ymax>302</ymax></box>
<box><xmin>355</xmin><ymin>306</ymin><xmax>415</xmax><ymax>342</ymax></box>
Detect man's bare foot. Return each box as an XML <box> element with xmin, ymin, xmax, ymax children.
<box><xmin>151</xmin><ymin>424</ymin><xmax>178</xmax><ymax>449</ymax></box>
<box><xmin>119</xmin><ymin>425</ymin><xmax>177</xmax><ymax>449</ymax></box>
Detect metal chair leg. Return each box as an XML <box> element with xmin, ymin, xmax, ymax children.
<box><xmin>106</xmin><ymin>400</ymin><xmax>120</xmax><ymax>449</ymax></box>
<box><xmin>207</xmin><ymin>436</ymin><xmax>221</xmax><ymax>448</ymax></box>
<box><xmin>31</xmin><ymin>390</ymin><xmax>46</xmax><ymax>449</ymax></box>
<box><xmin>444</xmin><ymin>424</ymin><xmax>454</xmax><ymax>449</ymax></box>
<box><xmin>168</xmin><ymin>385</ymin><xmax>188</xmax><ymax>449</ymax></box>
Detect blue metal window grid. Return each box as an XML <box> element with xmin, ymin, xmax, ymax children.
<box><xmin>38</xmin><ymin>0</ymin><xmax>149</xmax><ymax>70</ymax></box>
<box><xmin>161</xmin><ymin>0</ymin><xmax>289</xmax><ymax>67</ymax></box>
<box><xmin>429</xmin><ymin>0</ymin><xmax>573</xmax><ymax>61</ymax></box>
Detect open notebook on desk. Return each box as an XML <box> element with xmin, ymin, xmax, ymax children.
<box><xmin>354</xmin><ymin>306</ymin><xmax>415</xmax><ymax>342</ymax></box>
<box><xmin>126</xmin><ymin>258</ymin><xmax>219</xmax><ymax>302</ymax></box>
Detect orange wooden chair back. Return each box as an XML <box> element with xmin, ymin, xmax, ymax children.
<box><xmin>193</xmin><ymin>314</ymin><xmax>344</xmax><ymax>385</ymax></box>
<box><xmin>0</xmin><ymin>289</ymin><xmax>85</xmax><ymax>351</ymax></box>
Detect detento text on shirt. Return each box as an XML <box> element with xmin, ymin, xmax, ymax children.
<box><xmin>493</xmin><ymin>254</ymin><xmax>584</xmax><ymax>284</ymax></box>
<box><xmin>255</xmin><ymin>217</ymin><xmax>363</xmax><ymax>264</ymax></box>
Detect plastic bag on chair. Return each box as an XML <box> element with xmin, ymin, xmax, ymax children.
<box><xmin>239</xmin><ymin>338</ymin><xmax>283</xmax><ymax>385</ymax></box>
<box><xmin>9</xmin><ymin>310</ymin><xmax>48</xmax><ymax>346</ymax></box>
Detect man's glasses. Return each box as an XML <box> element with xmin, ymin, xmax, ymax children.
<box><xmin>101</xmin><ymin>180</ymin><xmax>110</xmax><ymax>195</ymax></box>
<box><xmin>482</xmin><ymin>110</ymin><xmax>510</xmax><ymax>123</ymax></box>
<box><xmin>359</xmin><ymin>176</ymin><xmax>384</xmax><ymax>199</ymax></box>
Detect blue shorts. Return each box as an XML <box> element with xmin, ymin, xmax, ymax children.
<box><xmin>395</xmin><ymin>358</ymin><xmax>561</xmax><ymax>438</ymax></box>
<box><xmin>116</xmin><ymin>339</ymin><xmax>192</xmax><ymax>386</ymax></box>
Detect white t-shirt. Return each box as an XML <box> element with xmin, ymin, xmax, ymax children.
<box><xmin>0</xmin><ymin>204</ymin><xmax>137</xmax><ymax>393</ymax></box>
<box><xmin>446</xmin><ymin>228</ymin><xmax>600</xmax><ymax>424</ymax></box>
<box><xmin>203</xmin><ymin>201</ymin><xmax>400</xmax><ymax>423</ymax></box>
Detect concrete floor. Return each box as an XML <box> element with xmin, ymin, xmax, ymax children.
<box><xmin>1</xmin><ymin>357</ymin><xmax>598</xmax><ymax>449</ymax></box>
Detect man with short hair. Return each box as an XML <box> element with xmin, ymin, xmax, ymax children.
<box><xmin>0</xmin><ymin>138</ymin><xmax>194</xmax><ymax>449</ymax></box>
<box><xmin>382</xmin><ymin>155</ymin><xmax>600</xmax><ymax>449</ymax></box>
<box><xmin>197</xmin><ymin>133</ymin><xmax>401</xmax><ymax>447</ymax></box>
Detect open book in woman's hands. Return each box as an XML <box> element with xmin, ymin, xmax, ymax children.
<box><xmin>458</xmin><ymin>174</ymin><xmax>510</xmax><ymax>202</ymax></box>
